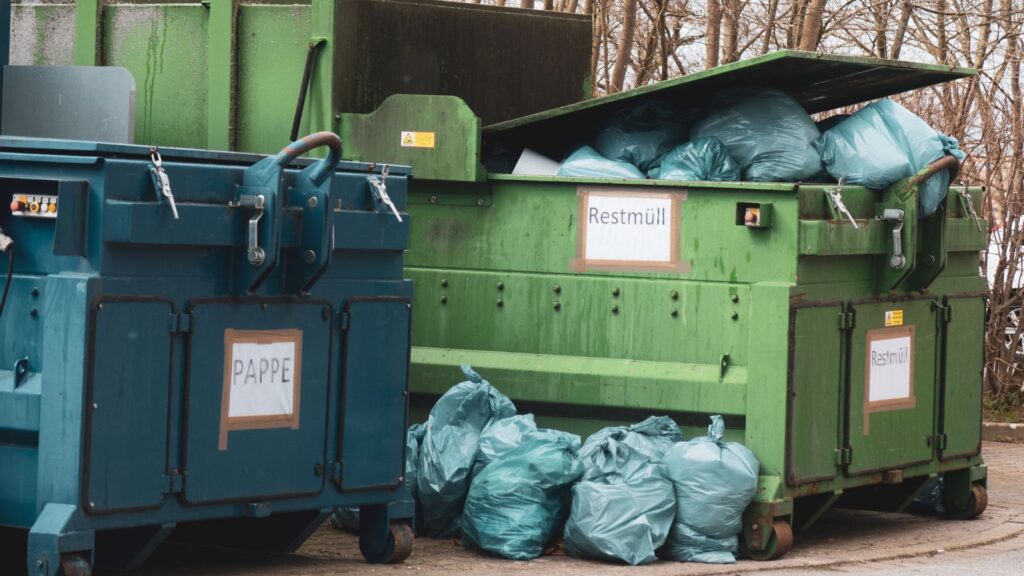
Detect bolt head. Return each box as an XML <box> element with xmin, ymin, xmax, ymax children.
<box><xmin>731</xmin><ymin>311</ymin><xmax>739</xmax><ymax>320</ymax></box>
<box><xmin>303</xmin><ymin>249</ymin><xmax>317</xmax><ymax>264</ymax></box>
<box><xmin>553</xmin><ymin>301</ymin><xmax>561</xmax><ymax>311</ymax></box>
<box><xmin>307</xmin><ymin>196</ymin><xmax>319</xmax><ymax>208</ymax></box>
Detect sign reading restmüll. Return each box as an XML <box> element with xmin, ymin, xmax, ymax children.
<box><xmin>575</xmin><ymin>188</ymin><xmax>688</xmax><ymax>272</ymax></box>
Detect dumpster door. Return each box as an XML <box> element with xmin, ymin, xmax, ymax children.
<box><xmin>786</xmin><ymin>303</ymin><xmax>844</xmax><ymax>485</ymax></box>
<box><xmin>845</xmin><ymin>300</ymin><xmax>938</xmax><ymax>476</ymax></box>
<box><xmin>182</xmin><ymin>300</ymin><xmax>331</xmax><ymax>504</ymax></box>
<box><xmin>939</xmin><ymin>295</ymin><xmax>984</xmax><ymax>460</ymax></box>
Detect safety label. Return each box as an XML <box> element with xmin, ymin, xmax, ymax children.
<box><xmin>884</xmin><ymin>309</ymin><xmax>904</xmax><ymax>326</ymax></box>
<box><xmin>219</xmin><ymin>328</ymin><xmax>303</xmax><ymax>450</ymax></box>
<box><xmin>574</xmin><ymin>188</ymin><xmax>688</xmax><ymax>272</ymax></box>
<box><xmin>400</xmin><ymin>131</ymin><xmax>436</xmax><ymax>148</ymax></box>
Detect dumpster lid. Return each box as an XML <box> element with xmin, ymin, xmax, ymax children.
<box><xmin>0</xmin><ymin>136</ymin><xmax>411</xmax><ymax>174</ymax></box>
<box><xmin>484</xmin><ymin>50</ymin><xmax>974</xmax><ymax>156</ymax></box>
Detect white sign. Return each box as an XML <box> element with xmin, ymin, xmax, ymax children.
<box><xmin>580</xmin><ymin>191</ymin><xmax>681</xmax><ymax>268</ymax></box>
<box><xmin>227</xmin><ymin>340</ymin><xmax>297</xmax><ymax>418</ymax></box>
<box><xmin>867</xmin><ymin>332</ymin><xmax>913</xmax><ymax>402</ymax></box>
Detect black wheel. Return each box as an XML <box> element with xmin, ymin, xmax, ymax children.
<box><xmin>360</xmin><ymin>521</ymin><xmax>413</xmax><ymax>564</ymax></box>
<box><xmin>744</xmin><ymin>520</ymin><xmax>794</xmax><ymax>561</ymax></box>
<box><xmin>945</xmin><ymin>484</ymin><xmax>988</xmax><ymax>520</ymax></box>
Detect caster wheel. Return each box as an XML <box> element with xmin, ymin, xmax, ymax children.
<box><xmin>60</xmin><ymin>553</ymin><xmax>92</xmax><ymax>576</ymax></box>
<box><xmin>744</xmin><ymin>520</ymin><xmax>793</xmax><ymax>561</ymax></box>
<box><xmin>946</xmin><ymin>484</ymin><xmax>988</xmax><ymax>520</ymax></box>
<box><xmin>361</xmin><ymin>521</ymin><xmax>414</xmax><ymax>564</ymax></box>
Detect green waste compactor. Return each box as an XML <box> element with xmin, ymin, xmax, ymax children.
<box><xmin>358</xmin><ymin>52</ymin><xmax>992</xmax><ymax>559</ymax></box>
<box><xmin>36</xmin><ymin>0</ymin><xmax>991</xmax><ymax>559</ymax></box>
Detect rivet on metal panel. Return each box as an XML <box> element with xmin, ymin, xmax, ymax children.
<box><xmin>304</xmin><ymin>250</ymin><xmax>317</xmax><ymax>264</ymax></box>
<box><xmin>92</xmin><ymin>403</ymin><xmax>97</xmax><ymax>410</ymax></box>
<box><xmin>612</xmin><ymin>287</ymin><xmax>620</xmax><ymax>297</ymax></box>
<box><xmin>731</xmin><ymin>311</ymin><xmax>739</xmax><ymax>320</ymax></box>
<box><xmin>671</xmin><ymin>308</ymin><xmax>679</xmax><ymax>318</ymax></box>
<box><xmin>611</xmin><ymin>304</ymin><xmax>619</xmax><ymax>314</ymax></box>
<box><xmin>476</xmin><ymin>198</ymin><xmax>485</xmax><ymax>206</ymax></box>
<box><xmin>496</xmin><ymin>299</ymin><xmax>504</xmax><ymax>308</ymax></box>
<box><xmin>497</xmin><ymin>282</ymin><xmax>504</xmax><ymax>291</ymax></box>
<box><xmin>553</xmin><ymin>285</ymin><xmax>561</xmax><ymax>294</ymax></box>
<box><xmin>670</xmin><ymin>290</ymin><xmax>678</xmax><ymax>300</ymax></box>
<box><xmin>30</xmin><ymin>308</ymin><xmax>38</xmax><ymax>317</ymax></box>
<box><xmin>308</xmin><ymin>196</ymin><xmax>319</xmax><ymax>208</ymax></box>
<box><xmin>97</xmin><ymin>303</ymin><xmax>103</xmax><ymax>310</ymax></box>
<box><xmin>31</xmin><ymin>287</ymin><xmax>39</xmax><ymax>297</ymax></box>
<box><xmin>430</xmin><ymin>195</ymin><xmax>439</xmax><ymax>204</ymax></box>
<box><xmin>553</xmin><ymin>301</ymin><xmax>561</xmax><ymax>311</ymax></box>
<box><xmin>731</xmin><ymin>294</ymin><xmax>740</xmax><ymax>303</ymax></box>
<box><xmin>441</xmin><ymin>279</ymin><xmax>448</xmax><ymax>287</ymax></box>
<box><xmin>440</xmin><ymin>296</ymin><xmax>448</xmax><ymax>304</ymax></box>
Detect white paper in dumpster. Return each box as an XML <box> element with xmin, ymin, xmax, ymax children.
<box><xmin>512</xmin><ymin>148</ymin><xmax>561</xmax><ymax>176</ymax></box>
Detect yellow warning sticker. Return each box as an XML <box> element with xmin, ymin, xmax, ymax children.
<box><xmin>400</xmin><ymin>131</ymin><xmax>436</xmax><ymax>148</ymax></box>
<box><xmin>885</xmin><ymin>309</ymin><xmax>904</xmax><ymax>327</ymax></box>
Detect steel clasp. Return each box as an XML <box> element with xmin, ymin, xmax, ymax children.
<box><xmin>958</xmin><ymin>190</ymin><xmax>982</xmax><ymax>232</ymax></box>
<box><xmin>230</xmin><ymin>194</ymin><xmax>267</xmax><ymax>266</ymax></box>
<box><xmin>826</xmin><ymin>178</ymin><xmax>858</xmax><ymax>229</ymax></box>
<box><xmin>149</xmin><ymin>148</ymin><xmax>179</xmax><ymax>220</ymax></box>
<box><xmin>368</xmin><ymin>164</ymin><xmax>403</xmax><ymax>222</ymax></box>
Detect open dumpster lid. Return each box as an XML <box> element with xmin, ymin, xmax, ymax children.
<box><xmin>484</xmin><ymin>50</ymin><xmax>974</xmax><ymax>158</ymax></box>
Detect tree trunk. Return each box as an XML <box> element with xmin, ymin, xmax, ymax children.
<box><xmin>891</xmin><ymin>0</ymin><xmax>913</xmax><ymax>59</ymax></box>
<box><xmin>610</xmin><ymin>0</ymin><xmax>638</xmax><ymax>92</ymax></box>
<box><xmin>798</xmin><ymin>0</ymin><xmax>827</xmax><ymax>51</ymax></box>
<box><xmin>762</xmin><ymin>0</ymin><xmax>779</xmax><ymax>54</ymax></box>
<box><xmin>721</xmin><ymin>0</ymin><xmax>740</xmax><ymax>63</ymax></box>
<box><xmin>706</xmin><ymin>0</ymin><xmax>722</xmax><ymax>68</ymax></box>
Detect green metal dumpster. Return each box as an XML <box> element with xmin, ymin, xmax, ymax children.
<box><xmin>367</xmin><ymin>52</ymin><xmax>991</xmax><ymax>559</ymax></box>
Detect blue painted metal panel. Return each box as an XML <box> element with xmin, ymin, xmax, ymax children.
<box><xmin>340</xmin><ymin>298</ymin><xmax>411</xmax><ymax>491</ymax></box>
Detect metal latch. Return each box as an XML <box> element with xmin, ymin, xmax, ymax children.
<box><xmin>230</xmin><ymin>194</ymin><xmax>267</xmax><ymax>266</ymax></box>
<box><xmin>958</xmin><ymin>190</ymin><xmax>982</xmax><ymax>231</ymax></box>
<box><xmin>880</xmin><ymin>208</ymin><xmax>906</xmax><ymax>270</ymax></box>
<box><xmin>826</xmin><ymin>178</ymin><xmax>858</xmax><ymax>229</ymax></box>
<box><xmin>367</xmin><ymin>165</ymin><xmax>403</xmax><ymax>222</ymax></box>
<box><xmin>150</xmin><ymin>148</ymin><xmax>179</xmax><ymax>220</ymax></box>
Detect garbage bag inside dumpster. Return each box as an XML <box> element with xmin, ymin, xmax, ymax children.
<box><xmin>417</xmin><ymin>366</ymin><xmax>516</xmax><ymax>538</ymax></box>
<box><xmin>660</xmin><ymin>415</ymin><xmax>759</xmax><ymax>564</ymax></box>
<box><xmin>563</xmin><ymin>416</ymin><xmax>682</xmax><ymax>565</ymax></box>
<box><xmin>331</xmin><ymin>423</ymin><xmax>427</xmax><ymax>533</ymax></box>
<box><xmin>461</xmin><ymin>429</ymin><xmax>583</xmax><ymax>560</ymax></box>
<box><xmin>814</xmin><ymin>99</ymin><xmax>964</xmax><ymax>216</ymax></box>
<box><xmin>558</xmin><ymin>146</ymin><xmax>646</xmax><ymax>179</ymax></box>
<box><xmin>472</xmin><ymin>414</ymin><xmax>538</xmax><ymax>476</ymax></box>
<box><xmin>649</xmin><ymin>138</ymin><xmax>741</xmax><ymax>182</ymax></box>
<box><xmin>691</xmin><ymin>87</ymin><xmax>823</xmax><ymax>182</ymax></box>
<box><xmin>593</xmin><ymin>101</ymin><xmax>691</xmax><ymax>173</ymax></box>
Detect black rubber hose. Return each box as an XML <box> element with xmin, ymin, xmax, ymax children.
<box><xmin>0</xmin><ymin>245</ymin><xmax>13</xmax><ymax>318</ymax></box>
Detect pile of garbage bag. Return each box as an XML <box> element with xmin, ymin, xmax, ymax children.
<box><xmin>563</xmin><ymin>416</ymin><xmax>682</xmax><ymax>565</ymax></box>
<box><xmin>649</xmin><ymin>138</ymin><xmax>740</xmax><ymax>182</ymax></box>
<box><xmin>815</xmin><ymin>98</ymin><xmax>964</xmax><ymax>216</ymax></box>
<box><xmin>349</xmin><ymin>366</ymin><xmax>764</xmax><ymax>566</ymax></box>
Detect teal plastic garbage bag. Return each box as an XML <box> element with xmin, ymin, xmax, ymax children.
<box><xmin>661</xmin><ymin>415</ymin><xmax>759</xmax><ymax>564</ymax></box>
<box><xmin>558</xmin><ymin>146</ymin><xmax>645</xmax><ymax>179</ymax></box>
<box><xmin>472</xmin><ymin>414</ymin><xmax>538</xmax><ymax>476</ymax></box>
<box><xmin>814</xmin><ymin>99</ymin><xmax>964</xmax><ymax>216</ymax></box>
<box><xmin>563</xmin><ymin>416</ymin><xmax>682</xmax><ymax>565</ymax></box>
<box><xmin>594</xmin><ymin>101</ymin><xmax>690</xmax><ymax>172</ymax></box>
<box><xmin>330</xmin><ymin>422</ymin><xmax>427</xmax><ymax>533</ymax></box>
<box><xmin>692</xmin><ymin>88</ymin><xmax>823</xmax><ymax>182</ymax></box>
<box><xmin>462</xmin><ymin>429</ymin><xmax>583</xmax><ymax>560</ymax></box>
<box><xmin>649</xmin><ymin>138</ymin><xmax>740</xmax><ymax>182</ymax></box>
<box><xmin>417</xmin><ymin>366</ymin><xmax>516</xmax><ymax>538</ymax></box>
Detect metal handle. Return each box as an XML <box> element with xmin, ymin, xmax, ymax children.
<box><xmin>881</xmin><ymin>208</ymin><xmax>906</xmax><ymax>270</ymax></box>
<box><xmin>273</xmin><ymin>131</ymin><xmax>342</xmax><ymax>186</ymax></box>
<box><xmin>909</xmin><ymin>155</ymin><xmax>961</xmax><ymax>188</ymax></box>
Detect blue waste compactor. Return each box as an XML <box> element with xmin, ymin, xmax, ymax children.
<box><xmin>0</xmin><ymin>133</ymin><xmax>415</xmax><ymax>575</ymax></box>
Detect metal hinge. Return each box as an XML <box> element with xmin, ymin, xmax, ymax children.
<box><xmin>937</xmin><ymin>303</ymin><xmax>952</xmax><ymax>324</ymax></box>
<box><xmin>838</xmin><ymin>310</ymin><xmax>856</xmax><ymax>331</ymax></box>
<box><xmin>930</xmin><ymin>433</ymin><xmax>948</xmax><ymax>450</ymax></box>
<box><xmin>164</xmin><ymin>472</ymin><xmax>184</xmax><ymax>494</ymax></box>
<box><xmin>331</xmin><ymin>461</ymin><xmax>343</xmax><ymax>483</ymax></box>
<box><xmin>169</xmin><ymin>313</ymin><xmax>192</xmax><ymax>334</ymax></box>
<box><xmin>339</xmin><ymin>311</ymin><xmax>350</xmax><ymax>332</ymax></box>
<box><xmin>834</xmin><ymin>447</ymin><xmax>853</xmax><ymax>466</ymax></box>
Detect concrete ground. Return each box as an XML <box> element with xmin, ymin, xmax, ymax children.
<box><xmin>119</xmin><ymin>440</ymin><xmax>1024</xmax><ymax>576</ymax></box>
